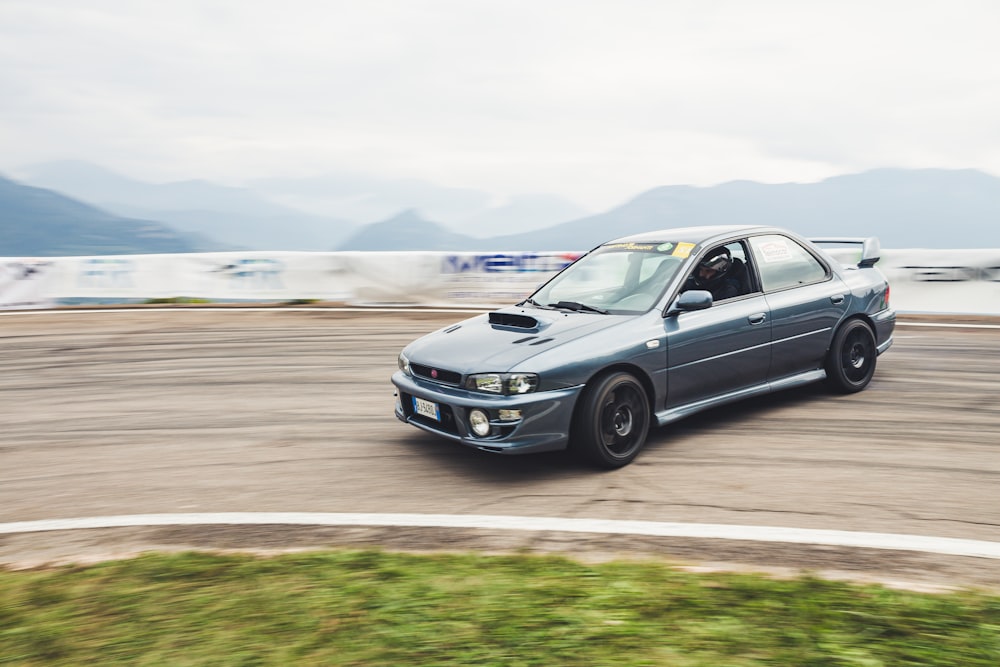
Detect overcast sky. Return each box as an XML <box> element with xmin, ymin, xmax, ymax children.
<box><xmin>2</xmin><ymin>0</ymin><xmax>999</xmax><ymax>211</ymax></box>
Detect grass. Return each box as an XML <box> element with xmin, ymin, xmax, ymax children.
<box><xmin>1</xmin><ymin>550</ymin><xmax>998</xmax><ymax>666</ymax></box>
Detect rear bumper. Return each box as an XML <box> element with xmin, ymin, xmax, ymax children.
<box><xmin>392</xmin><ymin>371</ymin><xmax>583</xmax><ymax>455</ymax></box>
<box><xmin>873</xmin><ymin>308</ymin><xmax>896</xmax><ymax>355</ymax></box>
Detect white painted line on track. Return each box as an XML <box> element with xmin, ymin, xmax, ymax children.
<box><xmin>895</xmin><ymin>321</ymin><xmax>1000</xmax><ymax>329</ymax></box>
<box><xmin>2</xmin><ymin>513</ymin><xmax>999</xmax><ymax>560</ymax></box>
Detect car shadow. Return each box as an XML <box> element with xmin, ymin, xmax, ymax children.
<box><xmin>400</xmin><ymin>382</ymin><xmax>836</xmax><ymax>482</ymax></box>
<box><xmin>399</xmin><ymin>430</ymin><xmax>596</xmax><ymax>482</ymax></box>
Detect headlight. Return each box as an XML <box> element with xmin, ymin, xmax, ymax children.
<box><xmin>398</xmin><ymin>352</ymin><xmax>411</xmax><ymax>375</ymax></box>
<box><xmin>468</xmin><ymin>373</ymin><xmax>503</xmax><ymax>393</ymax></box>
<box><xmin>465</xmin><ymin>372</ymin><xmax>538</xmax><ymax>395</ymax></box>
<box><xmin>506</xmin><ymin>373</ymin><xmax>538</xmax><ymax>394</ymax></box>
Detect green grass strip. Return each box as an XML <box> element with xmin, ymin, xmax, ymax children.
<box><xmin>1</xmin><ymin>550</ymin><xmax>998</xmax><ymax>666</ymax></box>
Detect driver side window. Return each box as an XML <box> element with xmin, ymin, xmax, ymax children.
<box><xmin>685</xmin><ymin>241</ymin><xmax>752</xmax><ymax>302</ymax></box>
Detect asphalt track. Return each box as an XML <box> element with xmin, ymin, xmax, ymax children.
<box><xmin>1</xmin><ymin>308</ymin><xmax>999</xmax><ymax>591</ymax></box>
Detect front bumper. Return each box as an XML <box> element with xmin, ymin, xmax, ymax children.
<box><xmin>391</xmin><ymin>371</ymin><xmax>583</xmax><ymax>454</ymax></box>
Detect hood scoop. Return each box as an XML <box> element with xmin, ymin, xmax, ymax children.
<box><xmin>488</xmin><ymin>311</ymin><xmax>540</xmax><ymax>330</ymax></box>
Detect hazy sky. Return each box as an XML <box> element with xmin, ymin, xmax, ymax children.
<box><xmin>2</xmin><ymin>0</ymin><xmax>999</xmax><ymax>211</ymax></box>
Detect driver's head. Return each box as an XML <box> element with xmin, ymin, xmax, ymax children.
<box><xmin>697</xmin><ymin>247</ymin><xmax>732</xmax><ymax>283</ymax></box>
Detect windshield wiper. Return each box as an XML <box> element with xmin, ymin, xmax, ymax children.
<box><xmin>547</xmin><ymin>300</ymin><xmax>609</xmax><ymax>314</ymax></box>
<box><xmin>518</xmin><ymin>297</ymin><xmax>554</xmax><ymax>309</ymax></box>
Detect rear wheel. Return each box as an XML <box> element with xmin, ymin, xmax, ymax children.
<box><xmin>825</xmin><ymin>319</ymin><xmax>877</xmax><ymax>393</ymax></box>
<box><xmin>572</xmin><ymin>371</ymin><xmax>650</xmax><ymax>469</ymax></box>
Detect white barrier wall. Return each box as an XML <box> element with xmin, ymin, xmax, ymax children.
<box><xmin>876</xmin><ymin>250</ymin><xmax>1000</xmax><ymax>314</ymax></box>
<box><xmin>3</xmin><ymin>249</ymin><xmax>1000</xmax><ymax>314</ymax></box>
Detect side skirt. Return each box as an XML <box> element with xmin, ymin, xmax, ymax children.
<box><xmin>654</xmin><ymin>369</ymin><xmax>827</xmax><ymax>427</ymax></box>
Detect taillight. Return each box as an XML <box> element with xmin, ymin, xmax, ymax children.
<box><xmin>883</xmin><ymin>284</ymin><xmax>891</xmax><ymax>309</ymax></box>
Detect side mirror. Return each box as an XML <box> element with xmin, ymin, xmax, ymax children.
<box><xmin>666</xmin><ymin>290</ymin><xmax>713</xmax><ymax>316</ymax></box>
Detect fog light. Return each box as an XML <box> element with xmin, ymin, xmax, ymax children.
<box><xmin>469</xmin><ymin>409</ymin><xmax>491</xmax><ymax>436</ymax></box>
<box><xmin>498</xmin><ymin>409</ymin><xmax>522</xmax><ymax>422</ymax></box>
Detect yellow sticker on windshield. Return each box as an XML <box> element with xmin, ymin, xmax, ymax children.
<box><xmin>672</xmin><ymin>242</ymin><xmax>696</xmax><ymax>258</ymax></box>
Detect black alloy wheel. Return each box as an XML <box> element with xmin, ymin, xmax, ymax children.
<box><xmin>826</xmin><ymin>319</ymin><xmax>877</xmax><ymax>393</ymax></box>
<box><xmin>573</xmin><ymin>371</ymin><xmax>651</xmax><ymax>468</ymax></box>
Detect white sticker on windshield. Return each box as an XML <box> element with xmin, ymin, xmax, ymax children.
<box><xmin>757</xmin><ymin>239</ymin><xmax>793</xmax><ymax>263</ymax></box>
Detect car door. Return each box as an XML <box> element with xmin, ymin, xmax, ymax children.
<box><xmin>748</xmin><ymin>233</ymin><xmax>849</xmax><ymax>381</ymax></box>
<box><xmin>664</xmin><ymin>240</ymin><xmax>771</xmax><ymax>407</ymax></box>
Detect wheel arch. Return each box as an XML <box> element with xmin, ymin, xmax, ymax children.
<box><xmin>827</xmin><ymin>313</ymin><xmax>876</xmax><ymax>355</ymax></box>
<box><xmin>576</xmin><ymin>362</ymin><xmax>656</xmax><ymax>419</ymax></box>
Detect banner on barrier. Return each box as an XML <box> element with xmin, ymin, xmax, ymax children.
<box><xmin>1</xmin><ymin>249</ymin><xmax>998</xmax><ymax>314</ymax></box>
<box><xmin>0</xmin><ymin>260</ymin><xmax>56</xmax><ymax>310</ymax></box>
<box><xmin>436</xmin><ymin>252</ymin><xmax>582</xmax><ymax>306</ymax></box>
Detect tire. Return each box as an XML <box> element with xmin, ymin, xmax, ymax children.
<box><xmin>572</xmin><ymin>371</ymin><xmax>650</xmax><ymax>469</ymax></box>
<box><xmin>825</xmin><ymin>319</ymin><xmax>877</xmax><ymax>393</ymax></box>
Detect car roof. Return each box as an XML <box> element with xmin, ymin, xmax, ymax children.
<box><xmin>606</xmin><ymin>224</ymin><xmax>774</xmax><ymax>247</ymax></box>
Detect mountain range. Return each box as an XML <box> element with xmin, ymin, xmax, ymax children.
<box><xmin>10</xmin><ymin>161</ymin><xmax>358</xmax><ymax>252</ymax></box>
<box><xmin>482</xmin><ymin>168</ymin><xmax>1000</xmax><ymax>251</ymax></box>
<box><xmin>3</xmin><ymin>162</ymin><xmax>1000</xmax><ymax>256</ymax></box>
<box><xmin>338</xmin><ymin>168</ymin><xmax>1000</xmax><ymax>251</ymax></box>
<box><xmin>0</xmin><ymin>175</ymin><xmax>202</xmax><ymax>256</ymax></box>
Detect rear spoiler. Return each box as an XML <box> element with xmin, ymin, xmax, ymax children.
<box><xmin>810</xmin><ymin>237</ymin><xmax>881</xmax><ymax>268</ymax></box>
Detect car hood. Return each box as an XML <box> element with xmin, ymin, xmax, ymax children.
<box><xmin>404</xmin><ymin>305</ymin><xmax>626</xmax><ymax>374</ymax></box>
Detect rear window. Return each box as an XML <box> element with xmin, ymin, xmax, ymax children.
<box><xmin>749</xmin><ymin>235</ymin><xmax>828</xmax><ymax>291</ymax></box>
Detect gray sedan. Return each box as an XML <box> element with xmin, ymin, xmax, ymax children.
<box><xmin>393</xmin><ymin>225</ymin><xmax>895</xmax><ymax>468</ymax></box>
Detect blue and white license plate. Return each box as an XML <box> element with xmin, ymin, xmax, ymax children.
<box><xmin>412</xmin><ymin>396</ymin><xmax>441</xmax><ymax>421</ymax></box>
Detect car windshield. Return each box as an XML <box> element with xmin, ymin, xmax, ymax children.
<box><xmin>529</xmin><ymin>241</ymin><xmax>691</xmax><ymax>314</ymax></box>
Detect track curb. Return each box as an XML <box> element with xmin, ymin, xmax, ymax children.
<box><xmin>4</xmin><ymin>513</ymin><xmax>1000</xmax><ymax>560</ymax></box>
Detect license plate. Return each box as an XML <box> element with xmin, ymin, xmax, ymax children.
<box><xmin>412</xmin><ymin>396</ymin><xmax>441</xmax><ymax>421</ymax></box>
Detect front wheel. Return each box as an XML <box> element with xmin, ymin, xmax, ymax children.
<box><xmin>825</xmin><ymin>319</ymin><xmax>877</xmax><ymax>393</ymax></box>
<box><xmin>572</xmin><ymin>372</ymin><xmax>650</xmax><ymax>469</ymax></box>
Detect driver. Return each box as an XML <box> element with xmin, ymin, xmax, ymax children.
<box><xmin>685</xmin><ymin>246</ymin><xmax>740</xmax><ymax>301</ymax></box>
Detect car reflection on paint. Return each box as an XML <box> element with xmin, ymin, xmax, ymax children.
<box><xmin>392</xmin><ymin>225</ymin><xmax>895</xmax><ymax>468</ymax></box>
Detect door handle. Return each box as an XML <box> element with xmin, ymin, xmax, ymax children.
<box><xmin>748</xmin><ymin>313</ymin><xmax>767</xmax><ymax>325</ymax></box>
<box><xmin>830</xmin><ymin>294</ymin><xmax>845</xmax><ymax>305</ymax></box>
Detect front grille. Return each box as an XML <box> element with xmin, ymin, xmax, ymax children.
<box><xmin>411</xmin><ymin>363</ymin><xmax>462</xmax><ymax>386</ymax></box>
